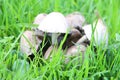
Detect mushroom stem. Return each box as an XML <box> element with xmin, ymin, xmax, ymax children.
<box><xmin>52</xmin><ymin>33</ymin><xmax>59</xmax><ymax>45</ymax></box>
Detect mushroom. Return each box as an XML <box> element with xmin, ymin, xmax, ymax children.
<box><xmin>33</xmin><ymin>13</ymin><xmax>47</xmax><ymax>25</ymax></box>
<box><xmin>66</xmin><ymin>12</ymin><xmax>86</xmax><ymax>29</ymax></box>
<box><xmin>70</xmin><ymin>29</ymin><xmax>83</xmax><ymax>42</ymax></box>
<box><xmin>65</xmin><ymin>44</ymin><xmax>86</xmax><ymax>63</ymax></box>
<box><xmin>65</xmin><ymin>28</ymin><xmax>83</xmax><ymax>48</ymax></box>
<box><xmin>43</xmin><ymin>28</ymin><xmax>84</xmax><ymax>60</ymax></box>
<box><xmin>43</xmin><ymin>45</ymin><xmax>58</xmax><ymax>60</ymax></box>
<box><xmin>65</xmin><ymin>12</ymin><xmax>86</xmax><ymax>47</ymax></box>
<box><xmin>38</xmin><ymin>12</ymin><xmax>70</xmax><ymax>45</ymax></box>
<box><xmin>44</xmin><ymin>45</ymin><xmax>54</xmax><ymax>59</ymax></box>
<box><xmin>20</xmin><ymin>30</ymin><xmax>42</xmax><ymax>57</ymax></box>
<box><xmin>82</xmin><ymin>18</ymin><xmax>108</xmax><ymax>46</ymax></box>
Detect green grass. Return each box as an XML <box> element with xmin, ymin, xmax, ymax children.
<box><xmin>0</xmin><ymin>0</ymin><xmax>120</xmax><ymax>79</ymax></box>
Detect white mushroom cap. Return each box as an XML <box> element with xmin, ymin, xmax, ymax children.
<box><xmin>33</xmin><ymin>13</ymin><xmax>47</xmax><ymax>25</ymax></box>
<box><xmin>38</xmin><ymin>12</ymin><xmax>69</xmax><ymax>33</ymax></box>
<box><xmin>83</xmin><ymin>19</ymin><xmax>108</xmax><ymax>46</ymax></box>
<box><xmin>66</xmin><ymin>12</ymin><xmax>85</xmax><ymax>28</ymax></box>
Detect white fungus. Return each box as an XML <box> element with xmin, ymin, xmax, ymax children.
<box><xmin>20</xmin><ymin>30</ymin><xmax>42</xmax><ymax>56</ymax></box>
<box><xmin>38</xmin><ymin>12</ymin><xmax>70</xmax><ymax>45</ymax></box>
<box><xmin>83</xmin><ymin>19</ymin><xmax>108</xmax><ymax>46</ymax></box>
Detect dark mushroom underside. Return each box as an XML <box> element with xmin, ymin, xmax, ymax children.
<box><xmin>28</xmin><ymin>27</ymin><xmax>91</xmax><ymax>62</ymax></box>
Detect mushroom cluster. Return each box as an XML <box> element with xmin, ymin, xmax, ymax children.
<box><xmin>20</xmin><ymin>11</ymin><xmax>108</xmax><ymax>63</ymax></box>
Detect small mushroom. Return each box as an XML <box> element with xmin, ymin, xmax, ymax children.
<box><xmin>66</xmin><ymin>45</ymin><xmax>86</xmax><ymax>56</ymax></box>
<box><xmin>44</xmin><ymin>45</ymin><xmax>54</xmax><ymax>59</ymax></box>
<box><xmin>66</xmin><ymin>12</ymin><xmax>86</xmax><ymax>28</ymax></box>
<box><xmin>31</xmin><ymin>26</ymin><xmax>52</xmax><ymax>57</ymax></box>
<box><xmin>83</xmin><ymin>18</ymin><xmax>108</xmax><ymax>46</ymax></box>
<box><xmin>70</xmin><ymin>29</ymin><xmax>83</xmax><ymax>41</ymax></box>
<box><xmin>38</xmin><ymin>12</ymin><xmax>70</xmax><ymax>45</ymax></box>
<box><xmin>65</xmin><ymin>28</ymin><xmax>83</xmax><ymax>48</ymax></box>
<box><xmin>65</xmin><ymin>44</ymin><xmax>86</xmax><ymax>63</ymax></box>
<box><xmin>20</xmin><ymin>30</ymin><xmax>42</xmax><ymax>57</ymax></box>
<box><xmin>33</xmin><ymin>13</ymin><xmax>47</xmax><ymax>25</ymax></box>
<box><xmin>44</xmin><ymin>45</ymin><xmax>60</xmax><ymax>60</ymax></box>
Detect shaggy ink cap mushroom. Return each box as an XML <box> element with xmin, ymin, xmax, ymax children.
<box><xmin>82</xmin><ymin>19</ymin><xmax>108</xmax><ymax>47</ymax></box>
<box><xmin>38</xmin><ymin>12</ymin><xmax>70</xmax><ymax>45</ymax></box>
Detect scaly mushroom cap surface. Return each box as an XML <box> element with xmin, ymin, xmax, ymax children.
<box><xmin>38</xmin><ymin>12</ymin><xmax>69</xmax><ymax>33</ymax></box>
<box><xmin>66</xmin><ymin>12</ymin><xmax>85</xmax><ymax>28</ymax></box>
<box><xmin>33</xmin><ymin>13</ymin><xmax>47</xmax><ymax>25</ymax></box>
<box><xmin>83</xmin><ymin>19</ymin><xmax>108</xmax><ymax>46</ymax></box>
